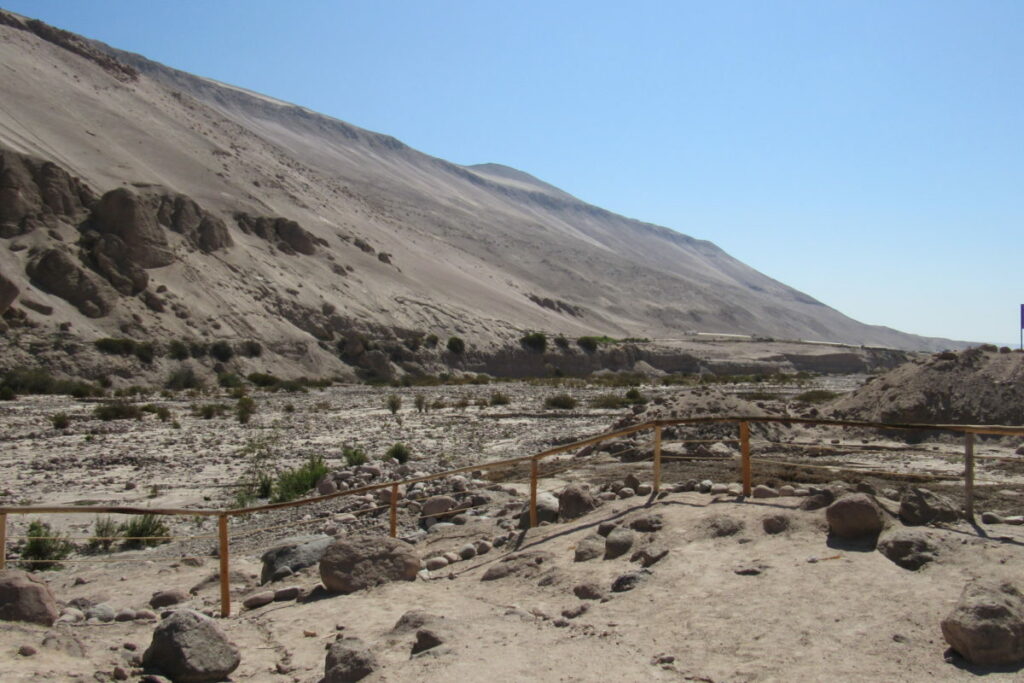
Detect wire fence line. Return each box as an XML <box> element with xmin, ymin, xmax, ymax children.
<box><xmin>2</xmin><ymin>415</ymin><xmax>1022</xmax><ymax>617</ymax></box>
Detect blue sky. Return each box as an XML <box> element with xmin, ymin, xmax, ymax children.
<box><xmin>6</xmin><ymin>1</ymin><xmax>1022</xmax><ymax>344</ymax></box>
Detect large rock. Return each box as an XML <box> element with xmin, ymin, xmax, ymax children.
<box><xmin>234</xmin><ymin>213</ymin><xmax>317</xmax><ymax>255</ymax></box>
<box><xmin>559</xmin><ymin>483</ymin><xmax>597</xmax><ymax>520</ymax></box>
<box><xmin>826</xmin><ymin>493</ymin><xmax>884</xmax><ymax>539</ymax></box>
<box><xmin>877</xmin><ymin>528</ymin><xmax>939</xmax><ymax>570</ymax></box>
<box><xmin>0</xmin><ymin>570</ymin><xmax>59</xmax><ymax>626</ymax></box>
<box><xmin>0</xmin><ymin>148</ymin><xmax>93</xmax><ymax>233</ymax></box>
<box><xmin>153</xmin><ymin>193</ymin><xmax>232</xmax><ymax>252</ymax></box>
<box><xmin>324</xmin><ymin>637</ymin><xmax>378</xmax><ymax>682</ymax></box>
<box><xmin>574</xmin><ymin>534</ymin><xmax>605</xmax><ymax>562</ymax></box>
<box><xmin>142</xmin><ymin>609</ymin><xmax>240</xmax><ymax>682</ymax></box>
<box><xmin>0</xmin><ymin>271</ymin><xmax>18</xmax><ymax>316</ymax></box>
<box><xmin>518</xmin><ymin>492</ymin><xmax>559</xmax><ymax>528</ymax></box>
<box><xmin>604</xmin><ymin>527</ymin><xmax>636</xmax><ymax>559</ymax></box>
<box><xmin>90</xmin><ymin>188</ymin><xmax>174</xmax><ymax>268</ymax></box>
<box><xmin>421</xmin><ymin>495</ymin><xmax>457</xmax><ymax>518</ymax></box>
<box><xmin>26</xmin><ymin>248</ymin><xmax>115</xmax><ymax>317</ymax></box>
<box><xmin>260</xmin><ymin>535</ymin><xmax>333</xmax><ymax>584</ymax></box>
<box><xmin>942</xmin><ymin>581</ymin><xmax>1024</xmax><ymax>665</ymax></box>
<box><xmin>319</xmin><ymin>535</ymin><xmax>419</xmax><ymax>594</ymax></box>
<box><xmin>899</xmin><ymin>487</ymin><xmax>959</xmax><ymax>526</ymax></box>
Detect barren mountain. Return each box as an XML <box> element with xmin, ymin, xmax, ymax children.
<box><xmin>0</xmin><ymin>10</ymin><xmax>959</xmax><ymax>380</ymax></box>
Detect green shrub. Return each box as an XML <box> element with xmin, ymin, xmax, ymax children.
<box><xmin>385</xmin><ymin>394</ymin><xmax>402</xmax><ymax>415</ymax></box>
<box><xmin>489</xmin><ymin>391</ymin><xmax>511</xmax><ymax>406</ymax></box>
<box><xmin>210</xmin><ymin>340</ymin><xmax>234</xmax><ymax>363</ymax></box>
<box><xmin>193</xmin><ymin>403</ymin><xmax>227</xmax><ymax>419</ymax></box>
<box><xmin>455</xmin><ymin>397</ymin><xmax>470</xmax><ymax>410</ymax></box>
<box><xmin>94</xmin><ymin>401</ymin><xmax>143</xmax><ymax>421</ymax></box>
<box><xmin>431</xmin><ymin>398</ymin><xmax>446</xmax><ymax>411</ymax></box>
<box><xmin>94</xmin><ymin>337</ymin><xmax>136</xmax><ymax>355</ymax></box>
<box><xmin>218</xmin><ymin>372</ymin><xmax>244</xmax><ymax>389</ymax></box>
<box><xmin>0</xmin><ymin>386</ymin><xmax>14</xmax><ymax>401</ymax></box>
<box><xmin>0</xmin><ymin>368</ymin><xmax>98</xmax><ymax>398</ymax></box>
<box><xmin>386</xmin><ymin>442</ymin><xmax>411</xmax><ymax>463</ymax></box>
<box><xmin>625</xmin><ymin>388</ymin><xmax>648</xmax><ymax>405</ymax></box>
<box><xmin>343</xmin><ymin>447</ymin><xmax>367</xmax><ymax>467</ymax></box>
<box><xmin>446</xmin><ymin>336</ymin><xmax>465</xmax><ymax>354</ymax></box>
<box><xmin>520</xmin><ymin>332</ymin><xmax>547</xmax><ymax>353</ymax></box>
<box><xmin>168</xmin><ymin>340</ymin><xmax>190</xmax><ymax>361</ymax></box>
<box><xmin>86</xmin><ymin>516</ymin><xmax>121</xmax><ymax>553</ymax></box>
<box><xmin>414</xmin><ymin>395</ymin><xmax>427</xmax><ymax>413</ymax></box>
<box><xmin>166</xmin><ymin>366</ymin><xmax>203</xmax><ymax>391</ymax></box>
<box><xmin>577</xmin><ymin>336</ymin><xmax>599</xmax><ymax>353</ymax></box>
<box><xmin>21</xmin><ymin>520</ymin><xmax>73</xmax><ymax>570</ymax></box>
<box><xmin>795</xmin><ymin>390</ymin><xmax>840</xmax><ymax>404</ymax></box>
<box><xmin>188</xmin><ymin>342</ymin><xmax>208</xmax><ymax>359</ymax></box>
<box><xmin>248</xmin><ymin>372</ymin><xmax>279</xmax><ymax>389</ymax></box>
<box><xmin>283</xmin><ymin>403</ymin><xmax>295</xmax><ymax>414</ymax></box>
<box><xmin>237</xmin><ymin>396</ymin><xmax>256</xmax><ymax>424</ymax></box>
<box><xmin>554</xmin><ymin>335</ymin><xmax>570</xmax><ymax>350</ymax></box>
<box><xmin>239</xmin><ymin>340</ymin><xmax>263</xmax><ymax>358</ymax></box>
<box><xmin>155</xmin><ymin>406</ymin><xmax>172</xmax><ymax>422</ymax></box>
<box><xmin>591</xmin><ymin>394</ymin><xmax>626</xmax><ymax>408</ymax></box>
<box><xmin>134</xmin><ymin>342</ymin><xmax>156</xmax><ymax>364</ymax></box>
<box><xmin>544</xmin><ymin>393</ymin><xmax>577</xmax><ymax>410</ymax></box>
<box><xmin>51</xmin><ymin>413</ymin><xmax>70</xmax><ymax>429</ymax></box>
<box><xmin>425</xmin><ymin>334</ymin><xmax>439</xmax><ymax>348</ymax></box>
<box><xmin>273</xmin><ymin>454</ymin><xmax>329</xmax><ymax>502</ymax></box>
<box><xmin>120</xmin><ymin>514</ymin><xmax>170</xmax><ymax>549</ymax></box>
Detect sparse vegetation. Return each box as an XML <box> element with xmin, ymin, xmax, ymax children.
<box><xmin>425</xmin><ymin>334</ymin><xmax>439</xmax><ymax>348</ymax></box>
<box><xmin>0</xmin><ymin>368</ymin><xmax>99</xmax><ymax>398</ymax></box>
<box><xmin>591</xmin><ymin>393</ymin><xmax>626</xmax><ymax>408</ymax></box>
<box><xmin>237</xmin><ymin>396</ymin><xmax>256</xmax><ymax>424</ymax></box>
<box><xmin>795</xmin><ymin>389</ymin><xmax>840</xmax><ymax>403</ymax></box>
<box><xmin>447</xmin><ymin>336</ymin><xmax>465</xmax><ymax>354</ymax></box>
<box><xmin>239</xmin><ymin>340</ymin><xmax>263</xmax><ymax>358</ymax></box>
<box><xmin>86</xmin><ymin>516</ymin><xmax>121</xmax><ymax>553</ymax></box>
<box><xmin>544</xmin><ymin>393</ymin><xmax>578</xmax><ymax>410</ymax></box>
<box><xmin>193</xmin><ymin>403</ymin><xmax>228</xmax><ymax>419</ymax></box>
<box><xmin>386</xmin><ymin>442</ymin><xmax>411</xmax><ymax>463</ymax></box>
<box><xmin>210</xmin><ymin>340</ymin><xmax>234</xmax><ymax>363</ymax></box>
<box><xmin>21</xmin><ymin>520</ymin><xmax>73</xmax><ymax>570</ymax></box>
<box><xmin>218</xmin><ymin>372</ymin><xmax>244</xmax><ymax>389</ymax></box>
<box><xmin>577</xmin><ymin>336</ymin><xmax>600</xmax><ymax>353</ymax></box>
<box><xmin>167</xmin><ymin>340</ymin><xmax>190</xmax><ymax>360</ymax></box>
<box><xmin>554</xmin><ymin>335</ymin><xmax>570</xmax><ymax>350</ymax></box>
<box><xmin>94</xmin><ymin>337</ymin><xmax>137</xmax><ymax>356</ymax></box>
<box><xmin>120</xmin><ymin>514</ymin><xmax>170</xmax><ymax>549</ymax></box>
<box><xmin>625</xmin><ymin>387</ymin><xmax>648</xmax><ymax>405</ymax></box>
<box><xmin>94</xmin><ymin>401</ymin><xmax>143</xmax><ymax>421</ymax></box>
<box><xmin>414</xmin><ymin>395</ymin><xmax>427</xmax><ymax>413</ymax></box>
<box><xmin>51</xmin><ymin>412</ymin><xmax>70</xmax><ymax>429</ymax></box>
<box><xmin>489</xmin><ymin>391</ymin><xmax>511</xmax><ymax>406</ymax></box>
<box><xmin>520</xmin><ymin>331</ymin><xmax>547</xmax><ymax>353</ymax></box>
<box><xmin>343</xmin><ymin>447</ymin><xmax>368</xmax><ymax>467</ymax></box>
<box><xmin>166</xmin><ymin>365</ymin><xmax>203</xmax><ymax>391</ymax></box>
<box><xmin>273</xmin><ymin>454</ymin><xmax>329</xmax><ymax>502</ymax></box>
<box><xmin>385</xmin><ymin>394</ymin><xmax>402</xmax><ymax>414</ymax></box>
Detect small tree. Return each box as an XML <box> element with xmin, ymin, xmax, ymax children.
<box><xmin>446</xmin><ymin>336</ymin><xmax>465</xmax><ymax>355</ymax></box>
<box><xmin>385</xmin><ymin>394</ymin><xmax>402</xmax><ymax>415</ymax></box>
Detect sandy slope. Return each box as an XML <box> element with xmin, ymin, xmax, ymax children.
<box><xmin>0</xmin><ymin>11</ymin><xmax>962</xmax><ymax>353</ymax></box>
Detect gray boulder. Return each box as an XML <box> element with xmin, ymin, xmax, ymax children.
<box><xmin>558</xmin><ymin>483</ymin><xmax>597</xmax><ymax>520</ymax></box>
<box><xmin>142</xmin><ymin>609</ymin><xmax>240</xmax><ymax>682</ymax></box>
<box><xmin>942</xmin><ymin>581</ymin><xmax>1024</xmax><ymax>665</ymax></box>
<box><xmin>324</xmin><ymin>637</ymin><xmax>378</xmax><ymax>682</ymax></box>
<box><xmin>762</xmin><ymin>513</ymin><xmax>792</xmax><ymax>535</ymax></box>
<box><xmin>518</xmin><ymin>492</ymin><xmax>560</xmax><ymax>528</ymax></box>
<box><xmin>604</xmin><ymin>528</ymin><xmax>636</xmax><ymax>559</ymax></box>
<box><xmin>90</xmin><ymin>188</ymin><xmax>174</xmax><ymax>268</ymax></box>
<box><xmin>319</xmin><ymin>535</ymin><xmax>419</xmax><ymax>594</ymax></box>
<box><xmin>574</xmin><ymin>534</ymin><xmax>605</xmax><ymax>562</ymax></box>
<box><xmin>260</xmin><ymin>535</ymin><xmax>333</xmax><ymax>584</ymax></box>
<box><xmin>900</xmin><ymin>487</ymin><xmax>959</xmax><ymax>526</ymax></box>
<box><xmin>0</xmin><ymin>570</ymin><xmax>59</xmax><ymax>626</ymax></box>
<box><xmin>421</xmin><ymin>495</ymin><xmax>457</xmax><ymax>518</ymax></box>
<box><xmin>826</xmin><ymin>493</ymin><xmax>884</xmax><ymax>539</ymax></box>
<box><xmin>877</xmin><ymin>528</ymin><xmax>939</xmax><ymax>570</ymax></box>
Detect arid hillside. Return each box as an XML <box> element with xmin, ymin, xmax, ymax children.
<box><xmin>0</xmin><ymin>9</ymin><xmax>962</xmax><ymax>383</ymax></box>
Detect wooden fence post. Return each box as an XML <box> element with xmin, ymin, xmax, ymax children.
<box><xmin>964</xmin><ymin>433</ymin><xmax>975</xmax><ymax>520</ymax></box>
<box><xmin>389</xmin><ymin>484</ymin><xmax>398</xmax><ymax>538</ymax></box>
<box><xmin>0</xmin><ymin>513</ymin><xmax>6</xmax><ymax>570</ymax></box>
<box><xmin>652</xmin><ymin>424</ymin><xmax>663</xmax><ymax>493</ymax></box>
<box><xmin>739</xmin><ymin>421</ymin><xmax>752</xmax><ymax>497</ymax></box>
<box><xmin>529</xmin><ymin>458</ymin><xmax>539</xmax><ymax>528</ymax></box>
<box><xmin>218</xmin><ymin>514</ymin><xmax>230</xmax><ymax>618</ymax></box>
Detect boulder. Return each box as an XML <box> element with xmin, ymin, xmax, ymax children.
<box><xmin>877</xmin><ymin>528</ymin><xmax>939</xmax><ymax>570</ymax></box>
<box><xmin>90</xmin><ymin>188</ymin><xmax>174</xmax><ymax>268</ymax></box>
<box><xmin>826</xmin><ymin>493</ymin><xmax>885</xmax><ymax>539</ymax></box>
<box><xmin>142</xmin><ymin>609</ymin><xmax>240</xmax><ymax>682</ymax></box>
<box><xmin>319</xmin><ymin>535</ymin><xmax>419</xmax><ymax>594</ymax></box>
<box><xmin>149</xmin><ymin>589</ymin><xmax>188</xmax><ymax>609</ymax></box>
<box><xmin>518</xmin><ymin>492</ymin><xmax>559</xmax><ymax>528</ymax></box>
<box><xmin>753</xmin><ymin>485</ymin><xmax>779</xmax><ymax>499</ymax></box>
<box><xmin>942</xmin><ymin>581</ymin><xmax>1024</xmax><ymax>665</ymax></box>
<box><xmin>604</xmin><ymin>527</ymin><xmax>636</xmax><ymax>559</ymax></box>
<box><xmin>899</xmin><ymin>487</ymin><xmax>959</xmax><ymax>526</ymax></box>
<box><xmin>324</xmin><ymin>637</ymin><xmax>377</xmax><ymax>682</ymax></box>
<box><xmin>153</xmin><ymin>193</ymin><xmax>232</xmax><ymax>253</ymax></box>
<box><xmin>0</xmin><ymin>570</ymin><xmax>59</xmax><ymax>626</ymax></box>
<box><xmin>260</xmin><ymin>535</ymin><xmax>333</xmax><ymax>584</ymax></box>
<box><xmin>573</xmin><ymin>534</ymin><xmax>604</xmax><ymax>562</ymax></box>
<box><xmin>26</xmin><ymin>248</ymin><xmax>114</xmax><ymax>318</ymax></box>
<box><xmin>762</xmin><ymin>513</ymin><xmax>792</xmax><ymax>535</ymax></box>
<box><xmin>421</xmin><ymin>495</ymin><xmax>457</xmax><ymax>518</ymax></box>
<box><xmin>558</xmin><ymin>483</ymin><xmax>597</xmax><ymax>520</ymax></box>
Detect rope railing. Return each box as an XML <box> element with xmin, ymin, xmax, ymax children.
<box><xmin>2</xmin><ymin>415</ymin><xmax>1021</xmax><ymax>618</ymax></box>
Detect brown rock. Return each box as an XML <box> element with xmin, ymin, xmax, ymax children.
<box><xmin>319</xmin><ymin>535</ymin><xmax>419</xmax><ymax>594</ymax></box>
<box><xmin>25</xmin><ymin>248</ymin><xmax>114</xmax><ymax>318</ymax></box>
<box><xmin>0</xmin><ymin>569</ymin><xmax>59</xmax><ymax>626</ymax></box>
<box><xmin>558</xmin><ymin>483</ymin><xmax>597</xmax><ymax>520</ymax></box>
<box><xmin>942</xmin><ymin>580</ymin><xmax>1024</xmax><ymax>665</ymax></box>
<box><xmin>826</xmin><ymin>493</ymin><xmax>884</xmax><ymax>539</ymax></box>
<box><xmin>90</xmin><ymin>188</ymin><xmax>174</xmax><ymax>268</ymax></box>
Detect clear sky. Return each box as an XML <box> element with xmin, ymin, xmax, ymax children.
<box><xmin>5</xmin><ymin>1</ymin><xmax>1022</xmax><ymax>344</ymax></box>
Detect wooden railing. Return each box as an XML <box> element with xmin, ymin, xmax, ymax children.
<box><xmin>1</xmin><ymin>416</ymin><xmax>1021</xmax><ymax>617</ymax></box>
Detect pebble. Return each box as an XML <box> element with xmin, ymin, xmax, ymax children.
<box><xmin>443</xmin><ymin>552</ymin><xmax>460</xmax><ymax>564</ymax></box>
<box><xmin>114</xmin><ymin>608</ymin><xmax>136</xmax><ymax>622</ymax></box>
<box><xmin>698</xmin><ymin>480</ymin><xmax>713</xmax><ymax>493</ymax></box>
<box><xmin>616</xmin><ymin>487</ymin><xmax>635</xmax><ymax>499</ymax></box>
<box><xmin>424</xmin><ymin>557</ymin><xmax>449</xmax><ymax>571</ymax></box>
<box><xmin>18</xmin><ymin>645</ymin><xmax>36</xmax><ymax>657</ymax></box>
<box><xmin>458</xmin><ymin>543</ymin><xmax>477</xmax><ymax>560</ymax></box>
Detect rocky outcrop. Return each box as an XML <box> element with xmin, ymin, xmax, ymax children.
<box><xmin>319</xmin><ymin>535</ymin><xmax>420</xmax><ymax>594</ymax></box>
<box><xmin>942</xmin><ymin>580</ymin><xmax>1024</xmax><ymax>665</ymax></box>
<box><xmin>0</xmin><ymin>570</ymin><xmax>59</xmax><ymax>626</ymax></box>
<box><xmin>0</xmin><ymin>271</ymin><xmax>18</xmax><ymax>315</ymax></box>
<box><xmin>26</xmin><ymin>248</ymin><xmax>115</xmax><ymax>317</ymax></box>
<box><xmin>142</xmin><ymin>609</ymin><xmax>241</xmax><ymax>682</ymax></box>
<box><xmin>80</xmin><ymin>231</ymin><xmax>149</xmax><ymax>295</ymax></box>
<box><xmin>153</xmin><ymin>193</ymin><xmax>232</xmax><ymax>252</ymax></box>
<box><xmin>0</xmin><ymin>147</ymin><xmax>94</xmax><ymax>236</ymax></box>
<box><xmin>235</xmin><ymin>212</ymin><xmax>321</xmax><ymax>255</ymax></box>
<box><xmin>88</xmin><ymin>188</ymin><xmax>174</xmax><ymax>268</ymax></box>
